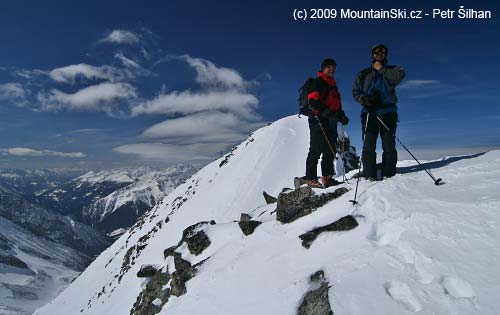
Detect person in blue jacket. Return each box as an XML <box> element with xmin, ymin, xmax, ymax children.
<box><xmin>352</xmin><ymin>44</ymin><xmax>405</xmax><ymax>180</ymax></box>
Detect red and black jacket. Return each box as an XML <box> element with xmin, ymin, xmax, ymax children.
<box><xmin>307</xmin><ymin>72</ymin><xmax>342</xmax><ymax>119</ymax></box>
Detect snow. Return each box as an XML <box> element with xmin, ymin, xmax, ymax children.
<box><xmin>152</xmin><ymin>298</ymin><xmax>162</xmax><ymax>307</ymax></box>
<box><xmin>108</xmin><ymin>228</ymin><xmax>128</xmax><ymax>238</ymax></box>
<box><xmin>75</xmin><ymin>170</ymin><xmax>135</xmax><ymax>187</ymax></box>
<box><xmin>384</xmin><ymin>280</ymin><xmax>422</xmax><ymax>312</ymax></box>
<box><xmin>34</xmin><ymin>115</ymin><xmax>500</xmax><ymax>315</ymax></box>
<box><xmin>79</xmin><ymin>166</ymin><xmax>196</xmax><ymax>225</ymax></box>
<box><xmin>0</xmin><ymin>217</ymin><xmax>83</xmax><ymax>315</ymax></box>
<box><xmin>441</xmin><ymin>276</ymin><xmax>476</xmax><ymax>298</ymax></box>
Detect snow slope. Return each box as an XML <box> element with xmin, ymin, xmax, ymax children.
<box><xmin>35</xmin><ymin>115</ymin><xmax>500</xmax><ymax>315</ymax></box>
<box><xmin>0</xmin><ymin>217</ymin><xmax>87</xmax><ymax>315</ymax></box>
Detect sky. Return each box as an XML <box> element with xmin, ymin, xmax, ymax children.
<box><xmin>0</xmin><ymin>0</ymin><xmax>499</xmax><ymax>169</ymax></box>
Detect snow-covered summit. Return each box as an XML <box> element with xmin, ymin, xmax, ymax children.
<box><xmin>75</xmin><ymin>170</ymin><xmax>136</xmax><ymax>187</ymax></box>
<box><xmin>35</xmin><ymin>115</ymin><xmax>500</xmax><ymax>315</ymax></box>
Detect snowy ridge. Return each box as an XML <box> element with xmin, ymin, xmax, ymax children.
<box><xmin>35</xmin><ymin>116</ymin><xmax>500</xmax><ymax>315</ymax></box>
<box><xmin>0</xmin><ymin>169</ymin><xmax>81</xmax><ymax>196</ymax></box>
<box><xmin>36</xmin><ymin>166</ymin><xmax>197</xmax><ymax>233</ymax></box>
<box><xmin>84</xmin><ymin>168</ymin><xmax>195</xmax><ymax>222</ymax></box>
<box><xmin>74</xmin><ymin>170</ymin><xmax>136</xmax><ymax>188</ymax></box>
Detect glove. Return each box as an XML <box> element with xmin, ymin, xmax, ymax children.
<box><xmin>338</xmin><ymin>110</ymin><xmax>349</xmax><ymax>125</ymax></box>
<box><xmin>364</xmin><ymin>95</ymin><xmax>379</xmax><ymax>107</ymax></box>
<box><xmin>308</xmin><ymin>105</ymin><xmax>320</xmax><ymax>116</ymax></box>
<box><xmin>320</xmin><ymin>108</ymin><xmax>332</xmax><ymax>119</ymax></box>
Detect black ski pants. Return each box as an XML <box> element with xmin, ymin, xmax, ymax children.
<box><xmin>306</xmin><ymin>119</ymin><xmax>337</xmax><ymax>180</ymax></box>
<box><xmin>361</xmin><ymin>112</ymin><xmax>398</xmax><ymax>179</ymax></box>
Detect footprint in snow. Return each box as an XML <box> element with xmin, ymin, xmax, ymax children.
<box><xmin>395</xmin><ymin>243</ymin><xmax>434</xmax><ymax>284</ymax></box>
<box><xmin>368</xmin><ymin>221</ymin><xmax>405</xmax><ymax>246</ymax></box>
<box><xmin>441</xmin><ymin>276</ymin><xmax>476</xmax><ymax>299</ymax></box>
<box><xmin>384</xmin><ymin>280</ymin><xmax>422</xmax><ymax>312</ymax></box>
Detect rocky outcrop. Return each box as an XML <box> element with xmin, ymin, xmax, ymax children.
<box><xmin>299</xmin><ymin>215</ymin><xmax>359</xmax><ymax>249</ymax></box>
<box><xmin>131</xmin><ymin>221</ymin><xmax>214</xmax><ymax>315</ymax></box>
<box><xmin>179</xmin><ymin>221</ymin><xmax>215</xmax><ymax>256</ymax></box>
<box><xmin>276</xmin><ymin>187</ymin><xmax>349</xmax><ymax>224</ymax></box>
<box><xmin>137</xmin><ymin>264</ymin><xmax>161</xmax><ymax>278</ymax></box>
<box><xmin>297</xmin><ymin>270</ymin><xmax>333</xmax><ymax>315</ymax></box>
<box><xmin>131</xmin><ymin>270</ymin><xmax>170</xmax><ymax>315</ymax></box>
<box><xmin>263</xmin><ymin>191</ymin><xmax>277</xmax><ymax>204</ymax></box>
<box><xmin>238</xmin><ymin>214</ymin><xmax>262</xmax><ymax>236</ymax></box>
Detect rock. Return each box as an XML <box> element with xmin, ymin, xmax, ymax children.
<box><xmin>163</xmin><ymin>246</ymin><xmax>181</xmax><ymax>259</ymax></box>
<box><xmin>263</xmin><ymin>191</ymin><xmax>277</xmax><ymax>204</ymax></box>
<box><xmin>299</xmin><ymin>215</ymin><xmax>358</xmax><ymax>249</ymax></box>
<box><xmin>238</xmin><ymin>220</ymin><xmax>262</xmax><ymax>236</ymax></box>
<box><xmin>276</xmin><ymin>187</ymin><xmax>349</xmax><ymax>224</ymax></box>
<box><xmin>297</xmin><ymin>270</ymin><xmax>333</xmax><ymax>315</ymax></box>
<box><xmin>131</xmin><ymin>271</ymin><xmax>170</xmax><ymax>315</ymax></box>
<box><xmin>0</xmin><ymin>254</ymin><xmax>30</xmax><ymax>269</ymax></box>
<box><xmin>133</xmin><ymin>248</ymin><xmax>209</xmax><ymax>314</ymax></box>
<box><xmin>294</xmin><ymin>176</ymin><xmax>308</xmax><ymax>189</ymax></box>
<box><xmin>170</xmin><ymin>256</ymin><xmax>195</xmax><ymax>296</ymax></box>
<box><xmin>185</xmin><ymin>231</ymin><xmax>211</xmax><ymax>256</ymax></box>
<box><xmin>0</xmin><ymin>235</ymin><xmax>11</xmax><ymax>250</ymax></box>
<box><xmin>137</xmin><ymin>264</ymin><xmax>161</xmax><ymax>278</ymax></box>
<box><xmin>240</xmin><ymin>213</ymin><xmax>251</xmax><ymax>222</ymax></box>
<box><xmin>176</xmin><ymin>221</ymin><xmax>215</xmax><ymax>256</ymax></box>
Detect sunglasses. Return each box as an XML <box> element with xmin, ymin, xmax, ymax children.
<box><xmin>373</xmin><ymin>49</ymin><xmax>386</xmax><ymax>55</ymax></box>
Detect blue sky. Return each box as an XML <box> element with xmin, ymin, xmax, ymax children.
<box><xmin>0</xmin><ymin>0</ymin><xmax>499</xmax><ymax>169</ymax></box>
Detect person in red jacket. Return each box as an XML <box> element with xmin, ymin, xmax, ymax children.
<box><xmin>306</xmin><ymin>58</ymin><xmax>349</xmax><ymax>188</ymax></box>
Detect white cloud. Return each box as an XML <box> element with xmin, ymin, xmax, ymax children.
<box><xmin>0</xmin><ymin>83</ymin><xmax>29</xmax><ymax>101</ymax></box>
<box><xmin>14</xmin><ymin>69</ymin><xmax>46</xmax><ymax>79</ymax></box>
<box><xmin>1</xmin><ymin>147</ymin><xmax>85</xmax><ymax>158</ymax></box>
<box><xmin>180</xmin><ymin>55</ymin><xmax>245</xmax><ymax>89</ymax></box>
<box><xmin>49</xmin><ymin>64</ymin><xmax>125</xmax><ymax>84</ymax></box>
<box><xmin>131</xmin><ymin>90</ymin><xmax>258</xmax><ymax>118</ymax></box>
<box><xmin>123</xmin><ymin>54</ymin><xmax>265</xmax><ymax>161</ymax></box>
<box><xmin>139</xmin><ymin>54</ymin><xmax>258</xmax><ymax>119</ymax></box>
<box><xmin>158</xmin><ymin>54</ymin><xmax>246</xmax><ymax>89</ymax></box>
<box><xmin>113</xmin><ymin>142</ymin><xmax>227</xmax><ymax>162</ymax></box>
<box><xmin>49</xmin><ymin>56</ymin><xmax>152</xmax><ymax>85</ymax></box>
<box><xmin>142</xmin><ymin>112</ymin><xmax>265</xmax><ymax>142</ymax></box>
<box><xmin>399</xmin><ymin>80</ymin><xmax>441</xmax><ymax>89</ymax></box>
<box><xmin>99</xmin><ymin>30</ymin><xmax>140</xmax><ymax>45</ymax></box>
<box><xmin>37</xmin><ymin>82</ymin><xmax>137</xmax><ymax>113</ymax></box>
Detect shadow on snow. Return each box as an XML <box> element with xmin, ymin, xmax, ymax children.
<box><xmin>396</xmin><ymin>152</ymin><xmax>486</xmax><ymax>175</ymax></box>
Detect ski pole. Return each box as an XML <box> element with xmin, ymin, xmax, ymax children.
<box><xmin>350</xmin><ymin>112</ymin><xmax>370</xmax><ymax>205</ymax></box>
<box><xmin>315</xmin><ymin>116</ymin><xmax>337</xmax><ymax>160</ymax></box>
<box><xmin>341</xmin><ymin>125</ymin><xmax>347</xmax><ymax>183</ymax></box>
<box><xmin>375</xmin><ymin>115</ymin><xmax>443</xmax><ymax>185</ymax></box>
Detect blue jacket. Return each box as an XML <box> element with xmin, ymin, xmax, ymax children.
<box><xmin>352</xmin><ymin>65</ymin><xmax>405</xmax><ymax>115</ymax></box>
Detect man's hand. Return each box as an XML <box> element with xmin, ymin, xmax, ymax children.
<box><xmin>373</xmin><ymin>61</ymin><xmax>382</xmax><ymax>71</ymax></box>
<box><xmin>363</xmin><ymin>92</ymin><xmax>382</xmax><ymax>113</ymax></box>
<box><xmin>338</xmin><ymin>110</ymin><xmax>349</xmax><ymax>125</ymax></box>
<box><xmin>364</xmin><ymin>94</ymin><xmax>379</xmax><ymax>107</ymax></box>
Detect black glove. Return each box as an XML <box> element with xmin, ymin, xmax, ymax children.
<box><xmin>320</xmin><ymin>107</ymin><xmax>332</xmax><ymax>119</ymax></box>
<box><xmin>364</xmin><ymin>91</ymin><xmax>382</xmax><ymax>107</ymax></box>
<box><xmin>338</xmin><ymin>110</ymin><xmax>349</xmax><ymax>125</ymax></box>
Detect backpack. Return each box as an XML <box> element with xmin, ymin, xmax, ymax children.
<box><xmin>298</xmin><ymin>78</ymin><xmax>316</xmax><ymax>116</ymax></box>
